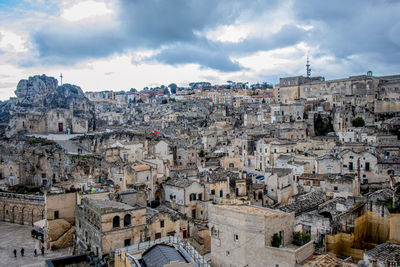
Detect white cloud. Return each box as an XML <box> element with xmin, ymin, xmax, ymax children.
<box><xmin>205</xmin><ymin>24</ymin><xmax>251</xmax><ymax>43</ymax></box>
<box><xmin>61</xmin><ymin>0</ymin><xmax>113</xmax><ymax>22</ymax></box>
<box><xmin>0</xmin><ymin>30</ymin><xmax>28</xmax><ymax>52</ymax></box>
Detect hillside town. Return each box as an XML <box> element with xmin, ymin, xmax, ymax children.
<box><xmin>0</xmin><ymin>70</ymin><xmax>400</xmax><ymax>267</ymax></box>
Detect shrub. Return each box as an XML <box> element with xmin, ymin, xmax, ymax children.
<box><xmin>352</xmin><ymin>117</ymin><xmax>365</xmax><ymax>127</ymax></box>
<box><xmin>271</xmin><ymin>233</ymin><xmax>282</xmax><ymax>248</ymax></box>
<box><xmin>293</xmin><ymin>231</ymin><xmax>311</xmax><ymax>245</ymax></box>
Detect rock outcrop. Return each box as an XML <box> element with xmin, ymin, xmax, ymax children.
<box><xmin>1</xmin><ymin>74</ymin><xmax>96</xmax><ymax>135</ymax></box>
<box><xmin>15</xmin><ymin>75</ymin><xmax>58</xmax><ymax>107</ymax></box>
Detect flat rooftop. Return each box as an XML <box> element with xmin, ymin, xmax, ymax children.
<box><xmin>85</xmin><ymin>198</ymin><xmax>143</xmax><ymax>214</ymax></box>
<box><xmin>218</xmin><ymin>204</ymin><xmax>284</xmax><ymax>217</ymax></box>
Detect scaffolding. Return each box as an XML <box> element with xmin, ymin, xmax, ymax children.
<box><xmin>327</xmin><ymin>211</ymin><xmax>400</xmax><ymax>261</ymax></box>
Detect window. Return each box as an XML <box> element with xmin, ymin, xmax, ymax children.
<box><xmin>54</xmin><ymin>210</ymin><xmax>59</xmax><ymax>219</ymax></box>
<box><xmin>189</xmin><ymin>193</ymin><xmax>196</xmax><ymax>201</ymax></box>
<box><xmin>113</xmin><ymin>216</ymin><xmax>120</xmax><ymax>228</ymax></box>
<box><xmin>365</xmin><ymin>162</ymin><xmax>370</xmax><ymax>171</ymax></box>
<box><xmin>211</xmin><ymin>189</ymin><xmax>215</xmax><ymax>195</ymax></box>
<box><xmin>155</xmin><ymin>233</ymin><xmax>162</xmax><ymax>239</ymax></box>
<box><xmin>211</xmin><ymin>226</ymin><xmax>218</xmax><ymax>237</ymax></box>
<box><xmin>198</xmin><ymin>193</ymin><xmax>203</xmax><ymax>201</ymax></box>
<box><xmin>265</xmin><ymin>148</ymin><xmax>267</xmax><ymax>153</ymax></box>
<box><xmin>160</xmin><ymin>220</ymin><xmax>164</xmax><ymax>228</ymax></box>
<box><xmin>219</xmin><ymin>190</ymin><xmax>223</xmax><ymax>197</ymax></box>
<box><xmin>124</xmin><ymin>239</ymin><xmax>131</xmax><ymax>247</ymax></box>
<box><xmin>229</xmin><ymin>163</ymin><xmax>234</xmax><ymax>168</ymax></box>
<box><xmin>167</xmin><ymin>231</ymin><xmax>175</xmax><ymax>236</ymax></box>
<box><xmin>226</xmin><ymin>251</ymin><xmax>230</xmax><ymax>256</ymax></box>
<box><xmin>349</xmin><ymin>162</ymin><xmax>353</xmax><ymax>171</ymax></box>
<box><xmin>192</xmin><ymin>209</ymin><xmax>196</xmax><ymax>219</ymax></box>
<box><xmin>124</xmin><ymin>214</ymin><xmax>131</xmax><ymax>226</ymax></box>
<box><xmin>234</xmin><ymin>234</ymin><xmax>239</xmax><ymax>242</ymax></box>
<box><xmin>327</xmin><ymin>168</ymin><xmax>332</xmax><ymax>174</ymax></box>
<box><xmin>334</xmin><ymin>186</ymin><xmax>338</xmax><ymax>191</ymax></box>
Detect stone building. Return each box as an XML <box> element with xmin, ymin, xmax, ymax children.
<box><xmin>264</xmin><ymin>168</ymin><xmax>295</xmax><ymax>204</ymax></box>
<box><xmin>363</xmin><ymin>242</ymin><xmax>400</xmax><ymax>267</ymax></box>
<box><xmin>340</xmin><ymin>150</ymin><xmax>381</xmax><ymax>184</ymax></box>
<box><xmin>208</xmin><ymin>204</ymin><xmax>314</xmax><ymax>267</ymax></box>
<box><xmin>163</xmin><ymin>178</ymin><xmax>206</xmax><ymax>220</ymax></box>
<box><xmin>315</xmin><ymin>153</ymin><xmax>341</xmax><ymax>174</ymax></box>
<box><xmin>270</xmin><ymin>103</ymin><xmax>304</xmax><ymax>124</ymax></box>
<box><xmin>75</xmin><ymin>198</ymin><xmax>147</xmax><ymax>257</ymax></box>
<box><xmin>298</xmin><ymin>174</ymin><xmax>360</xmax><ymax>198</ymax></box>
<box><xmin>125</xmin><ymin>164</ymin><xmax>154</xmax><ymax>200</ymax></box>
<box><xmin>5</xmin><ymin>75</ymin><xmax>94</xmax><ymax>136</ymax></box>
<box><xmin>0</xmin><ymin>191</ymin><xmax>44</xmax><ymax>225</ymax></box>
<box><xmin>146</xmin><ymin>205</ymin><xmax>191</xmax><ymax>240</ymax></box>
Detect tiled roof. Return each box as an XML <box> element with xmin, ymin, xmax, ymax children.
<box><xmin>132</xmin><ymin>164</ymin><xmax>150</xmax><ymax>172</ymax></box>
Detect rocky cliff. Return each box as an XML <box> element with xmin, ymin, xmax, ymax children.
<box><xmin>0</xmin><ymin>74</ymin><xmax>95</xmax><ymax>131</ymax></box>
<box><xmin>15</xmin><ymin>75</ymin><xmax>58</xmax><ymax>107</ymax></box>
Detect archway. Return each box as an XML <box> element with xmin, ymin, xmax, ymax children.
<box><xmin>12</xmin><ymin>205</ymin><xmax>19</xmax><ymax>223</ymax></box>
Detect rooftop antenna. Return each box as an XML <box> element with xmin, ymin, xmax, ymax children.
<box><xmin>60</xmin><ymin>73</ymin><xmax>63</xmax><ymax>86</ymax></box>
<box><xmin>306</xmin><ymin>55</ymin><xmax>311</xmax><ymax>78</ymax></box>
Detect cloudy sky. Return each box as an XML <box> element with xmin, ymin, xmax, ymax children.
<box><xmin>0</xmin><ymin>0</ymin><xmax>399</xmax><ymax>100</ymax></box>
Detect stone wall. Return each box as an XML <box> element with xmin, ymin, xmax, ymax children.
<box><xmin>0</xmin><ymin>192</ymin><xmax>44</xmax><ymax>225</ymax></box>
<box><xmin>46</xmin><ymin>192</ymin><xmax>77</xmax><ymax>223</ymax></box>
<box><xmin>209</xmin><ymin>204</ymin><xmax>303</xmax><ymax>267</ymax></box>
<box><xmin>374</xmin><ymin>100</ymin><xmax>400</xmax><ymax>113</ymax></box>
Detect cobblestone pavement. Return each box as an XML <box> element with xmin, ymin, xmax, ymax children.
<box><xmin>0</xmin><ymin>222</ymin><xmax>70</xmax><ymax>267</ymax></box>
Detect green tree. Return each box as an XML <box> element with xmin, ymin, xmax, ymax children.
<box><xmin>199</xmin><ymin>150</ymin><xmax>205</xmax><ymax>157</ymax></box>
<box><xmin>168</xmin><ymin>83</ymin><xmax>177</xmax><ymax>94</ymax></box>
<box><xmin>271</xmin><ymin>233</ymin><xmax>282</xmax><ymax>248</ymax></box>
<box><xmin>314</xmin><ymin>114</ymin><xmax>333</xmax><ymax>136</ymax></box>
<box><xmin>352</xmin><ymin>117</ymin><xmax>365</xmax><ymax>127</ymax></box>
<box><xmin>163</xmin><ymin>88</ymin><xmax>169</xmax><ymax>95</ymax></box>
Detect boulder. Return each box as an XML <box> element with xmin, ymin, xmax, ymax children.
<box><xmin>15</xmin><ymin>75</ymin><xmax>58</xmax><ymax>106</ymax></box>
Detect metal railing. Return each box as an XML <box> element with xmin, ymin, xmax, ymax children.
<box><xmin>121</xmin><ymin>236</ymin><xmax>210</xmax><ymax>267</ymax></box>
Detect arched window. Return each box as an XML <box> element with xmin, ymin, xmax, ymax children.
<box><xmin>113</xmin><ymin>216</ymin><xmax>120</xmax><ymax>228</ymax></box>
<box><xmin>124</xmin><ymin>214</ymin><xmax>131</xmax><ymax>227</ymax></box>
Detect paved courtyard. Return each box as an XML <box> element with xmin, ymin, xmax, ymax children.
<box><xmin>0</xmin><ymin>221</ymin><xmax>70</xmax><ymax>267</ymax></box>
